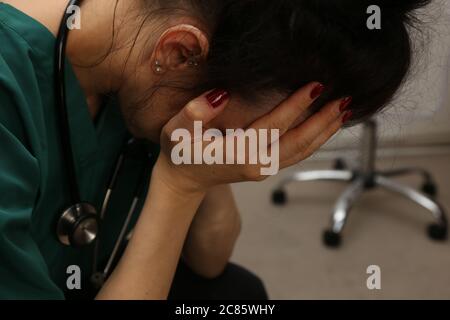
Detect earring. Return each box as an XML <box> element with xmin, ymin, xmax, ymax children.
<box><xmin>187</xmin><ymin>59</ymin><xmax>199</xmax><ymax>67</ymax></box>
<box><xmin>187</xmin><ymin>51</ymin><xmax>200</xmax><ymax>67</ymax></box>
<box><xmin>154</xmin><ymin>60</ymin><xmax>163</xmax><ymax>73</ymax></box>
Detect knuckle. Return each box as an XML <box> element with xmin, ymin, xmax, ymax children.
<box><xmin>162</xmin><ymin>125</ymin><xmax>173</xmax><ymax>138</ymax></box>
<box><xmin>183</xmin><ymin>101</ymin><xmax>202</xmax><ymax>121</ymax></box>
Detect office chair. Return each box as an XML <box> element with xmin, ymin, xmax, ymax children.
<box><xmin>272</xmin><ymin>119</ymin><xmax>448</xmax><ymax>248</ymax></box>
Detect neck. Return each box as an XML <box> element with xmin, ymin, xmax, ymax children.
<box><xmin>65</xmin><ymin>0</ymin><xmax>126</xmax><ymax>115</ymax></box>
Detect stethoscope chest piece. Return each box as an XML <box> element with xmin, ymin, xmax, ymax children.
<box><xmin>57</xmin><ymin>203</ymin><xmax>99</xmax><ymax>247</ymax></box>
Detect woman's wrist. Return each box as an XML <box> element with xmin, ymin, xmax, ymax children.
<box><xmin>99</xmin><ymin>157</ymin><xmax>206</xmax><ymax>299</ymax></box>
<box><xmin>151</xmin><ymin>154</ymin><xmax>208</xmax><ymax>200</ymax></box>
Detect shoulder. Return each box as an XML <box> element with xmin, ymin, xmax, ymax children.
<box><xmin>0</xmin><ymin>18</ymin><xmax>52</xmax><ymax>155</ymax></box>
<box><xmin>0</xmin><ymin>52</ymin><xmax>43</xmax><ymax>154</ymax></box>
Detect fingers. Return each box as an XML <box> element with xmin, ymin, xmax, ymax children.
<box><xmin>278</xmin><ymin>97</ymin><xmax>351</xmax><ymax>166</ymax></box>
<box><xmin>250</xmin><ymin>82</ymin><xmax>325</xmax><ymax>135</ymax></box>
<box><xmin>165</xmin><ymin>89</ymin><xmax>230</xmax><ymax>133</ymax></box>
<box><xmin>280</xmin><ymin>114</ymin><xmax>344</xmax><ymax>168</ymax></box>
<box><xmin>304</xmin><ymin>115</ymin><xmax>343</xmax><ymax>157</ymax></box>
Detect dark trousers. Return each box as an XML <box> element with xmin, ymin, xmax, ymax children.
<box><xmin>169</xmin><ymin>261</ymin><xmax>269</xmax><ymax>300</ymax></box>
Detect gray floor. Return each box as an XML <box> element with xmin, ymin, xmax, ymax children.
<box><xmin>231</xmin><ymin>153</ymin><xmax>450</xmax><ymax>299</ymax></box>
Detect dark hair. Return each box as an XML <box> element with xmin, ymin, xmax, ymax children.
<box><xmin>153</xmin><ymin>0</ymin><xmax>431</xmax><ymax>125</ymax></box>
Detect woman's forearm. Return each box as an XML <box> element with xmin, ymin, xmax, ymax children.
<box><xmin>96</xmin><ymin>165</ymin><xmax>205</xmax><ymax>300</ymax></box>
<box><xmin>182</xmin><ymin>185</ymin><xmax>242</xmax><ymax>279</ymax></box>
<box><xmin>94</xmin><ymin>80</ymin><xmax>342</xmax><ymax>299</ymax></box>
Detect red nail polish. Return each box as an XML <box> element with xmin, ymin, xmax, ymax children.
<box><xmin>340</xmin><ymin>97</ymin><xmax>353</xmax><ymax>112</ymax></box>
<box><xmin>310</xmin><ymin>83</ymin><xmax>325</xmax><ymax>100</ymax></box>
<box><xmin>206</xmin><ymin>89</ymin><xmax>230</xmax><ymax>108</ymax></box>
<box><xmin>342</xmin><ymin>110</ymin><xmax>353</xmax><ymax>124</ymax></box>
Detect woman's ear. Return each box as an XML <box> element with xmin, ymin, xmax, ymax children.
<box><xmin>152</xmin><ymin>24</ymin><xmax>209</xmax><ymax>74</ymax></box>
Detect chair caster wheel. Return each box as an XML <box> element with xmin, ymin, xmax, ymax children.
<box><xmin>422</xmin><ymin>183</ymin><xmax>437</xmax><ymax>198</ymax></box>
<box><xmin>427</xmin><ymin>223</ymin><xmax>447</xmax><ymax>241</ymax></box>
<box><xmin>272</xmin><ymin>190</ymin><xmax>287</xmax><ymax>206</ymax></box>
<box><xmin>334</xmin><ymin>159</ymin><xmax>347</xmax><ymax>170</ymax></box>
<box><xmin>323</xmin><ymin>230</ymin><xmax>342</xmax><ymax>248</ymax></box>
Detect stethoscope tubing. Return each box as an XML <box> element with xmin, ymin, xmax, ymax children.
<box><xmin>54</xmin><ymin>0</ymin><xmax>153</xmax><ymax>289</ymax></box>
<box><xmin>54</xmin><ymin>0</ymin><xmax>84</xmax><ymax>204</ymax></box>
<box><xmin>91</xmin><ymin>140</ymin><xmax>153</xmax><ymax>287</ymax></box>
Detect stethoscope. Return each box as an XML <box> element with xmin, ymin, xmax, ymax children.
<box><xmin>54</xmin><ymin>0</ymin><xmax>152</xmax><ymax>288</ymax></box>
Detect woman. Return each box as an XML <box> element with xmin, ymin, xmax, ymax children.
<box><xmin>0</xmin><ymin>0</ymin><xmax>430</xmax><ymax>299</ymax></box>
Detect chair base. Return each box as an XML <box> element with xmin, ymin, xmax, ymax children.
<box><xmin>272</xmin><ymin>162</ymin><xmax>448</xmax><ymax>248</ymax></box>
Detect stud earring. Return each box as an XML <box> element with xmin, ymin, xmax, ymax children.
<box><xmin>187</xmin><ymin>51</ymin><xmax>200</xmax><ymax>67</ymax></box>
<box><xmin>154</xmin><ymin>60</ymin><xmax>163</xmax><ymax>73</ymax></box>
<box><xmin>187</xmin><ymin>59</ymin><xmax>199</xmax><ymax>67</ymax></box>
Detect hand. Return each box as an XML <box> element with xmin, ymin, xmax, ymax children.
<box><xmin>154</xmin><ymin>83</ymin><xmax>350</xmax><ymax>194</ymax></box>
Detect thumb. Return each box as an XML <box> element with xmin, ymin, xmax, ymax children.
<box><xmin>169</xmin><ymin>89</ymin><xmax>230</xmax><ymax>132</ymax></box>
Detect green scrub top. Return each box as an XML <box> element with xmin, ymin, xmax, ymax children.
<box><xmin>0</xmin><ymin>3</ymin><xmax>155</xmax><ymax>299</ymax></box>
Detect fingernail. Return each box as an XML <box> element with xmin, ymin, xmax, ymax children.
<box><xmin>310</xmin><ymin>83</ymin><xmax>325</xmax><ymax>100</ymax></box>
<box><xmin>342</xmin><ymin>110</ymin><xmax>353</xmax><ymax>124</ymax></box>
<box><xmin>340</xmin><ymin>97</ymin><xmax>353</xmax><ymax>112</ymax></box>
<box><xmin>206</xmin><ymin>89</ymin><xmax>230</xmax><ymax>108</ymax></box>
